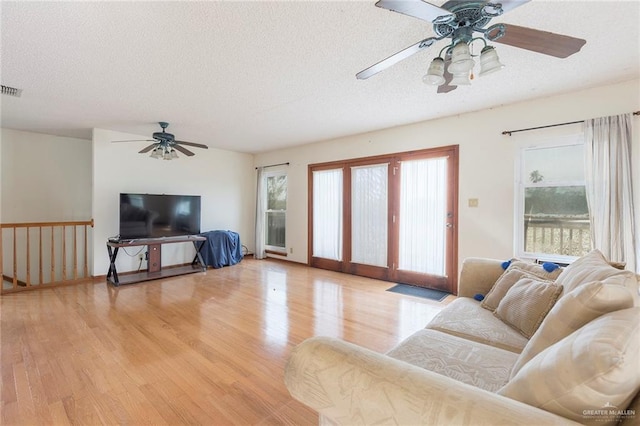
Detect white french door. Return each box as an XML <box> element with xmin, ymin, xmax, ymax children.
<box><xmin>309</xmin><ymin>146</ymin><xmax>458</xmax><ymax>293</ymax></box>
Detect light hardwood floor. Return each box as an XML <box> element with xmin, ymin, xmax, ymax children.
<box><xmin>1</xmin><ymin>258</ymin><xmax>452</xmax><ymax>425</ymax></box>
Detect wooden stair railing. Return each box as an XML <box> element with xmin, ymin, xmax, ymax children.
<box><xmin>1</xmin><ymin>219</ymin><xmax>94</xmax><ymax>294</ymax></box>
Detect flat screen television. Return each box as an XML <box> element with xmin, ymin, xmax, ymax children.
<box><xmin>119</xmin><ymin>193</ymin><xmax>201</xmax><ymax>240</ymax></box>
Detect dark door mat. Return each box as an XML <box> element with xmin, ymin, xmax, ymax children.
<box><xmin>386</xmin><ymin>284</ymin><xmax>450</xmax><ymax>302</ymax></box>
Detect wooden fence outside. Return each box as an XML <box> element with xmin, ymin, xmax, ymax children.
<box><xmin>1</xmin><ymin>219</ymin><xmax>94</xmax><ymax>294</ymax></box>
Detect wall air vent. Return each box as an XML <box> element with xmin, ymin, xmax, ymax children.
<box><xmin>1</xmin><ymin>85</ymin><xmax>23</xmax><ymax>97</ymax></box>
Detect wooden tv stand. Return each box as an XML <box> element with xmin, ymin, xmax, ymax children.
<box><xmin>106</xmin><ymin>236</ymin><xmax>207</xmax><ymax>286</ymax></box>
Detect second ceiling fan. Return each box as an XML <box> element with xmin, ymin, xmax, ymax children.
<box><xmin>113</xmin><ymin>122</ymin><xmax>208</xmax><ymax>160</ymax></box>
<box><xmin>357</xmin><ymin>0</ymin><xmax>586</xmax><ymax>93</ymax></box>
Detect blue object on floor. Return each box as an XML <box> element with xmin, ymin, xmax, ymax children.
<box><xmin>387</xmin><ymin>284</ymin><xmax>450</xmax><ymax>302</ymax></box>
<box><xmin>199</xmin><ymin>230</ymin><xmax>243</xmax><ymax>269</ymax></box>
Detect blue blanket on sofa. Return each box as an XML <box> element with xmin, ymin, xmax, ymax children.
<box><xmin>199</xmin><ymin>230</ymin><xmax>243</xmax><ymax>269</ymax></box>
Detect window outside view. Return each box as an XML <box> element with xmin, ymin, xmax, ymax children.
<box><xmin>266</xmin><ymin>174</ymin><xmax>287</xmax><ymax>249</ymax></box>
<box><xmin>522</xmin><ymin>143</ymin><xmax>591</xmax><ymax>258</ymax></box>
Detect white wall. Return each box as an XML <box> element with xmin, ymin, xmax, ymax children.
<box><xmin>254</xmin><ymin>79</ymin><xmax>640</xmax><ymax>273</ymax></box>
<box><xmin>92</xmin><ymin>128</ymin><xmax>255</xmax><ymax>276</ymax></box>
<box><xmin>1</xmin><ymin>128</ymin><xmax>92</xmax><ymax>221</ymax></box>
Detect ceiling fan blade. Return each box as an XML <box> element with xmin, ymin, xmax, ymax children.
<box><xmin>357</xmin><ymin>37</ymin><xmax>437</xmax><ymax>79</ymax></box>
<box><xmin>493</xmin><ymin>24</ymin><xmax>586</xmax><ymax>58</ymax></box>
<box><xmin>437</xmin><ymin>55</ymin><xmax>457</xmax><ymax>94</ymax></box>
<box><xmin>138</xmin><ymin>143</ymin><xmax>157</xmax><ymax>154</ymax></box>
<box><xmin>495</xmin><ymin>0</ymin><xmax>531</xmax><ymax>14</ymax></box>
<box><xmin>172</xmin><ymin>144</ymin><xmax>196</xmax><ymax>157</ymax></box>
<box><xmin>175</xmin><ymin>140</ymin><xmax>209</xmax><ymax>149</ymax></box>
<box><xmin>375</xmin><ymin>0</ymin><xmax>454</xmax><ymax>23</ymax></box>
<box><xmin>112</xmin><ymin>139</ymin><xmax>155</xmax><ymax>143</ymax></box>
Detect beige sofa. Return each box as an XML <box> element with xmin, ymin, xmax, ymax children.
<box><xmin>285</xmin><ymin>250</ymin><xmax>640</xmax><ymax>425</ymax></box>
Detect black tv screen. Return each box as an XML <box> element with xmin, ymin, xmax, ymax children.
<box><xmin>119</xmin><ymin>193</ymin><xmax>201</xmax><ymax>239</ymax></box>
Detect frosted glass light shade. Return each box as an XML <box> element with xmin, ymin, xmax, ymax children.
<box><xmin>170</xmin><ymin>149</ymin><xmax>178</xmax><ymax>159</ymax></box>
<box><xmin>450</xmin><ymin>71</ymin><xmax>471</xmax><ymax>86</ymax></box>
<box><xmin>423</xmin><ymin>57</ymin><xmax>445</xmax><ymax>85</ymax></box>
<box><xmin>150</xmin><ymin>147</ymin><xmax>162</xmax><ymax>159</ymax></box>
<box><xmin>479</xmin><ymin>46</ymin><xmax>505</xmax><ymax>76</ymax></box>
<box><xmin>448</xmin><ymin>42</ymin><xmax>475</xmax><ymax>73</ymax></box>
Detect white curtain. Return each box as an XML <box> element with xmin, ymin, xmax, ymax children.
<box><xmin>398</xmin><ymin>157</ymin><xmax>447</xmax><ymax>276</ymax></box>
<box><xmin>255</xmin><ymin>167</ymin><xmax>266</xmax><ymax>260</ymax></box>
<box><xmin>583</xmin><ymin>113</ymin><xmax>636</xmax><ymax>271</ymax></box>
<box><xmin>351</xmin><ymin>164</ymin><xmax>388</xmax><ymax>267</ymax></box>
<box><xmin>312</xmin><ymin>169</ymin><xmax>343</xmax><ymax>260</ymax></box>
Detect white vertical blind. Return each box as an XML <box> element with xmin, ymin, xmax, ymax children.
<box><xmin>312</xmin><ymin>169</ymin><xmax>343</xmax><ymax>260</ymax></box>
<box><xmin>399</xmin><ymin>157</ymin><xmax>447</xmax><ymax>276</ymax></box>
<box><xmin>351</xmin><ymin>164</ymin><xmax>388</xmax><ymax>266</ymax></box>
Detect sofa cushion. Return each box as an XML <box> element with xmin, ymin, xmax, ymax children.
<box><xmin>426</xmin><ymin>298</ymin><xmax>529</xmax><ymax>353</ymax></box>
<box><xmin>510</xmin><ymin>278</ymin><xmax>635</xmax><ymax>378</ymax></box>
<box><xmin>555</xmin><ymin>249</ymin><xmax>639</xmax><ymax>305</ymax></box>
<box><xmin>498</xmin><ymin>307</ymin><xmax>640</xmax><ymax>426</ymax></box>
<box><xmin>619</xmin><ymin>391</ymin><xmax>640</xmax><ymax>425</ymax></box>
<box><xmin>493</xmin><ymin>278</ymin><xmax>562</xmax><ymax>338</ymax></box>
<box><xmin>387</xmin><ymin>329</ymin><xmax>518</xmax><ymax>392</ymax></box>
<box><xmin>481</xmin><ymin>268</ymin><xmax>532</xmax><ymax>311</ymax></box>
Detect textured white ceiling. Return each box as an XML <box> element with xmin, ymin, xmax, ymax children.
<box><xmin>1</xmin><ymin>1</ymin><xmax>639</xmax><ymax>153</ymax></box>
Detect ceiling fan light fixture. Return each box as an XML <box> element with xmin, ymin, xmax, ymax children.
<box><xmin>447</xmin><ymin>42</ymin><xmax>475</xmax><ymax>74</ymax></box>
<box><xmin>170</xmin><ymin>149</ymin><xmax>178</xmax><ymax>159</ymax></box>
<box><xmin>150</xmin><ymin>147</ymin><xmax>162</xmax><ymax>159</ymax></box>
<box><xmin>479</xmin><ymin>46</ymin><xmax>505</xmax><ymax>76</ymax></box>
<box><xmin>423</xmin><ymin>57</ymin><xmax>446</xmax><ymax>85</ymax></box>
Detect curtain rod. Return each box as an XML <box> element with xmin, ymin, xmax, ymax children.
<box><xmin>255</xmin><ymin>162</ymin><xmax>289</xmax><ymax>170</ymax></box>
<box><xmin>502</xmin><ymin>111</ymin><xmax>640</xmax><ymax>136</ymax></box>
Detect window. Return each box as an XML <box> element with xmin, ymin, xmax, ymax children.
<box><xmin>265</xmin><ymin>171</ymin><xmax>287</xmax><ymax>252</ymax></box>
<box><xmin>516</xmin><ymin>139</ymin><xmax>591</xmax><ymax>262</ymax></box>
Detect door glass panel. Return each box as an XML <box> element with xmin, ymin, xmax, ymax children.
<box><xmin>398</xmin><ymin>157</ymin><xmax>447</xmax><ymax>276</ymax></box>
<box><xmin>312</xmin><ymin>169</ymin><xmax>343</xmax><ymax>260</ymax></box>
<box><xmin>351</xmin><ymin>164</ymin><xmax>388</xmax><ymax>267</ymax></box>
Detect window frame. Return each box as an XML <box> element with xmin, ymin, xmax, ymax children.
<box><xmin>514</xmin><ymin>134</ymin><xmax>589</xmax><ymax>264</ymax></box>
<box><xmin>264</xmin><ymin>169</ymin><xmax>287</xmax><ymax>254</ymax></box>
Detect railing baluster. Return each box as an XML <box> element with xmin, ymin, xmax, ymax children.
<box><xmin>39</xmin><ymin>226</ymin><xmax>43</xmax><ymax>285</ymax></box>
<box><xmin>73</xmin><ymin>225</ymin><xmax>78</xmax><ymax>280</ymax></box>
<box><xmin>62</xmin><ymin>226</ymin><xmax>67</xmax><ymax>281</ymax></box>
<box><xmin>0</xmin><ymin>228</ymin><xmax>3</xmax><ymax>286</ymax></box>
<box><xmin>13</xmin><ymin>228</ymin><xmax>17</xmax><ymax>289</ymax></box>
<box><xmin>51</xmin><ymin>226</ymin><xmax>55</xmax><ymax>284</ymax></box>
<box><xmin>83</xmin><ymin>225</ymin><xmax>88</xmax><ymax>278</ymax></box>
<box><xmin>26</xmin><ymin>227</ymin><xmax>31</xmax><ymax>287</ymax></box>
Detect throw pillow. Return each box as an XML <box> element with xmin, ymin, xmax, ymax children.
<box><xmin>507</xmin><ymin>260</ymin><xmax>563</xmax><ymax>281</ymax></box>
<box><xmin>493</xmin><ymin>278</ymin><xmax>562</xmax><ymax>338</ymax></box>
<box><xmin>555</xmin><ymin>249</ymin><xmax>637</xmax><ymax>302</ymax></box>
<box><xmin>510</xmin><ymin>278</ymin><xmax>635</xmax><ymax>378</ymax></box>
<box><xmin>481</xmin><ymin>268</ymin><xmax>531</xmax><ymax>311</ymax></box>
<box><xmin>499</xmin><ymin>307</ymin><xmax>640</xmax><ymax>426</ymax></box>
